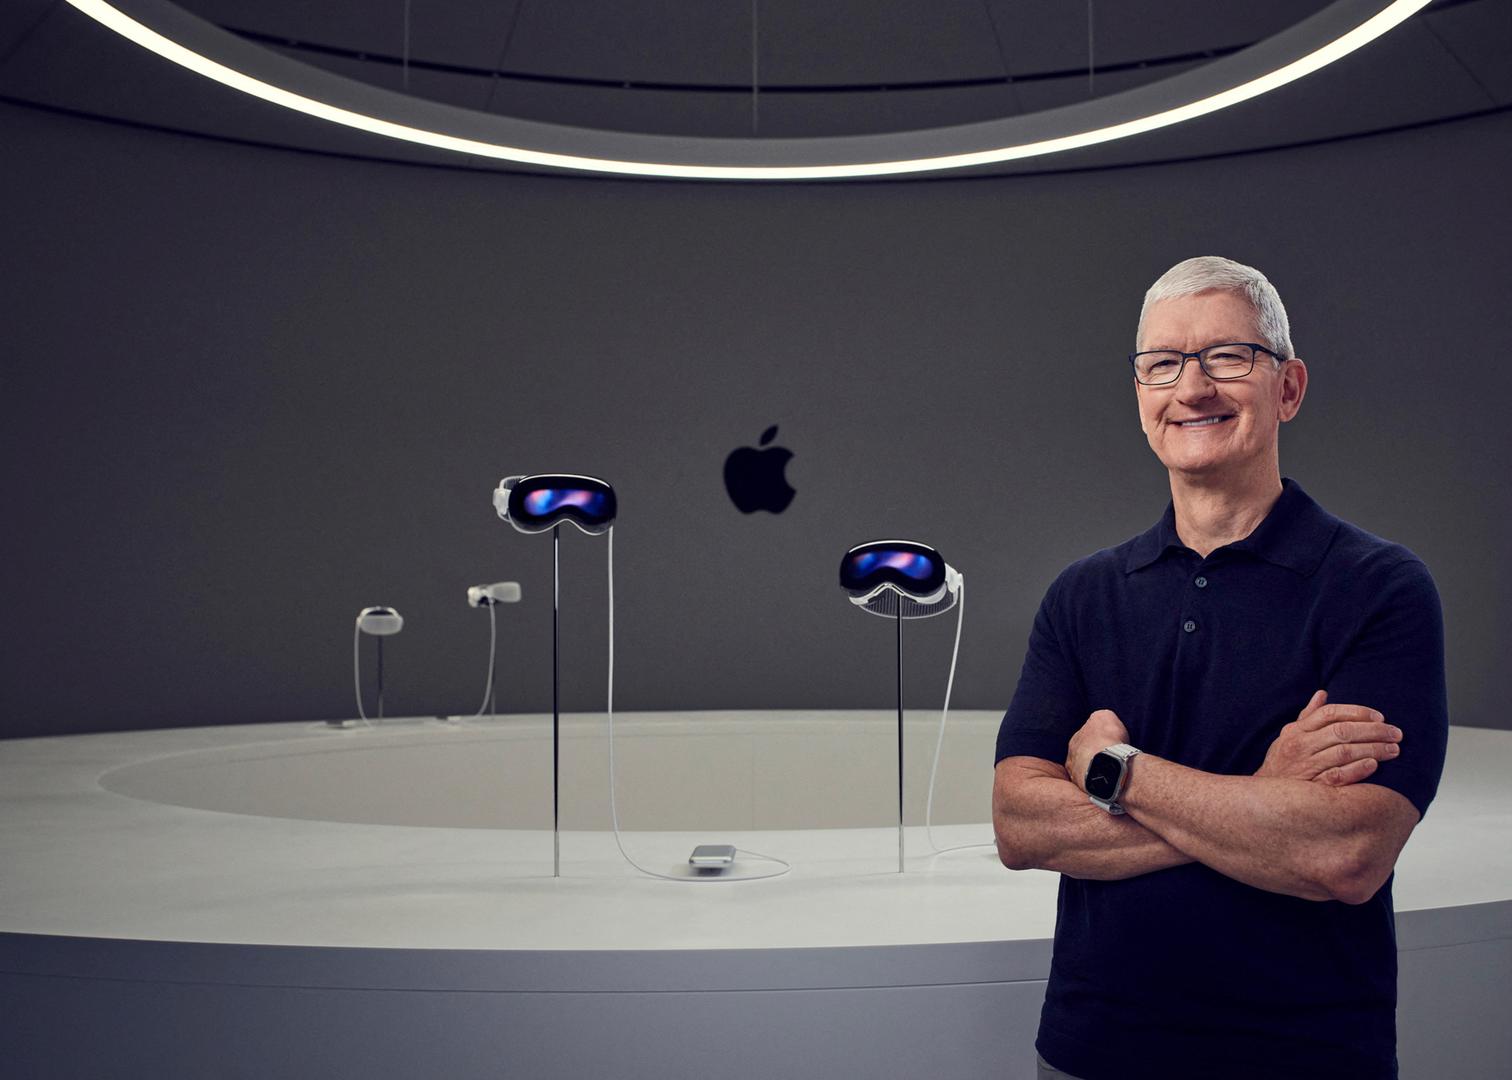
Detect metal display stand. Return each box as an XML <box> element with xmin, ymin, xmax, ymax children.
<box><xmin>376</xmin><ymin>637</ymin><xmax>386</xmax><ymax>720</ymax></box>
<box><xmin>552</xmin><ymin>524</ymin><xmax>561</xmax><ymax>878</ymax></box>
<box><xmin>895</xmin><ymin>606</ymin><xmax>904</xmax><ymax>873</ymax></box>
<box><xmin>493</xmin><ymin>473</ymin><xmax>616</xmax><ymax>879</ymax></box>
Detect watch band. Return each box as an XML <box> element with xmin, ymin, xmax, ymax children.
<box><xmin>1088</xmin><ymin>743</ymin><xmax>1142</xmax><ymax>815</ymax></box>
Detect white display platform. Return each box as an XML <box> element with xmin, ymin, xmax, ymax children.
<box><xmin>2</xmin><ymin>712</ymin><xmax>1509</xmax><ymax>1079</ymax></box>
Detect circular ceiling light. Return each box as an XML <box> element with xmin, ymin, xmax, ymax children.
<box><xmin>68</xmin><ymin>0</ymin><xmax>1430</xmax><ymax>181</ymax></box>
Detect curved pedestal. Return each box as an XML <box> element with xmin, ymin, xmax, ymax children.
<box><xmin>1</xmin><ymin>713</ymin><xmax>1508</xmax><ymax>1079</ymax></box>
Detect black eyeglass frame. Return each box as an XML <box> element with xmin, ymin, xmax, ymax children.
<box><xmin>1127</xmin><ymin>342</ymin><xmax>1284</xmax><ymax>386</ymax></box>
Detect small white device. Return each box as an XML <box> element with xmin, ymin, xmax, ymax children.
<box><xmin>356</xmin><ymin>606</ymin><xmax>404</xmax><ymax>635</ymax></box>
<box><xmin>464</xmin><ymin>582</ymin><xmax>521</xmax><ymax>721</ymax></box>
<box><xmin>689</xmin><ymin>844</ymin><xmax>737</xmax><ymax>869</ymax></box>
<box><xmin>351</xmin><ymin>606</ymin><xmax>403</xmax><ymax>726</ymax></box>
<box><xmin>467</xmin><ymin>582</ymin><xmax>522</xmax><ymax>607</ymax></box>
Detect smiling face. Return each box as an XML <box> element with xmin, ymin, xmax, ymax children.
<box><xmin>1136</xmin><ymin>288</ymin><xmax>1306</xmax><ymax>483</ymax></box>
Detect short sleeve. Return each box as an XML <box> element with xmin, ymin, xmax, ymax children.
<box><xmin>995</xmin><ymin>575</ymin><xmax>1089</xmax><ymax>766</ymax></box>
<box><xmin>1323</xmin><ymin>557</ymin><xmax>1449</xmax><ymax>820</ymax></box>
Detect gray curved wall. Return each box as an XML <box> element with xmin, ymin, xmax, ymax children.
<box><xmin>2</xmin><ymin>102</ymin><xmax>1508</xmax><ymax>738</ymax></box>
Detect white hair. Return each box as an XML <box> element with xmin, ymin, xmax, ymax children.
<box><xmin>1137</xmin><ymin>256</ymin><xmax>1294</xmax><ymax>361</ymax></box>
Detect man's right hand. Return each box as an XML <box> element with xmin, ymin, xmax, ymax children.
<box><xmin>1255</xmin><ymin>689</ymin><xmax>1403</xmax><ymax>786</ymax></box>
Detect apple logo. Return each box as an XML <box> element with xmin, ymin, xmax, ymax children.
<box><xmin>724</xmin><ymin>425</ymin><xmax>796</xmax><ymax>514</ymax></box>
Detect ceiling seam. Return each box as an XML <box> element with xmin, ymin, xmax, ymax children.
<box><xmin>977</xmin><ymin>0</ymin><xmax>1025</xmax><ymax>116</ymax></box>
<box><xmin>401</xmin><ymin>0</ymin><xmax>411</xmax><ymax>90</ymax></box>
<box><xmin>750</xmin><ymin>0</ymin><xmax>759</xmax><ymax>135</ymax></box>
<box><xmin>1086</xmin><ymin>1</ymin><xmax>1095</xmax><ymax>98</ymax></box>
<box><xmin>0</xmin><ymin>0</ymin><xmax>64</xmax><ymax>71</ymax></box>
<box><xmin>1418</xmin><ymin>11</ymin><xmax>1501</xmax><ymax>107</ymax></box>
<box><xmin>481</xmin><ymin>0</ymin><xmax>528</xmax><ymax>115</ymax></box>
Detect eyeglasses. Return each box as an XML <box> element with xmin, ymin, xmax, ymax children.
<box><xmin>1128</xmin><ymin>342</ymin><xmax>1282</xmax><ymax>386</ymax></box>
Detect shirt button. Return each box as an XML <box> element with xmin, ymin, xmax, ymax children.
<box><xmin>1183</xmin><ymin>619</ymin><xmax>1197</xmax><ymax>633</ymax></box>
<box><xmin>1195</xmin><ymin>576</ymin><xmax>1208</xmax><ymax>588</ymax></box>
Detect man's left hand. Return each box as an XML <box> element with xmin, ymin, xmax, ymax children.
<box><xmin>1066</xmin><ymin>709</ymin><xmax>1131</xmax><ymax>794</ymax></box>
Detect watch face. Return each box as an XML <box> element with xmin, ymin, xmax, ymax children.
<box><xmin>1086</xmin><ymin>752</ymin><xmax>1123</xmax><ymax>800</ymax></box>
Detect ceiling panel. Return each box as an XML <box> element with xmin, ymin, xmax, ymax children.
<box><xmin>0</xmin><ymin>0</ymin><xmax>1502</xmax><ymax>180</ymax></box>
<box><xmin>1008</xmin><ymin>60</ymin><xmax>1204</xmax><ymax>116</ymax></box>
<box><xmin>186</xmin><ymin>0</ymin><xmax>758</xmax><ymax>87</ymax></box>
<box><xmin>266</xmin><ymin>45</ymin><xmax>497</xmax><ymax>113</ymax></box>
<box><xmin>480</xmin><ymin>78</ymin><xmax>752</xmax><ymax>141</ymax></box>
<box><xmin>0</xmin><ymin>6</ymin><xmax>458</xmax><ymax>167</ymax></box>
<box><xmin>951</xmin><ymin>12</ymin><xmax>1497</xmax><ymax>177</ymax></box>
<box><xmin>1159</xmin><ymin>15</ymin><xmax>1495</xmax><ymax>152</ymax></box>
<box><xmin>748</xmin><ymin>81</ymin><xmax>1046</xmax><ymax>139</ymax></box>
<box><xmin>1421</xmin><ymin>0</ymin><xmax>1512</xmax><ymax>105</ymax></box>
<box><xmin>497</xmin><ymin>0</ymin><xmax>750</xmax><ymax>85</ymax></box>
<box><xmin>172</xmin><ymin>0</ymin><xmax>1338</xmax><ymax>87</ymax></box>
<box><xmin>486</xmin><ymin>79</ymin><xmax>1035</xmax><ymax>140</ymax></box>
<box><xmin>0</xmin><ymin>0</ymin><xmax>59</xmax><ymax>62</ymax></box>
<box><xmin>986</xmin><ymin>0</ymin><xmax>1331</xmax><ymax>74</ymax></box>
<box><xmin>182</xmin><ymin>0</ymin><xmax>526</xmax><ymax>73</ymax></box>
<box><xmin>744</xmin><ymin>1</ymin><xmax>1007</xmax><ymax>84</ymax></box>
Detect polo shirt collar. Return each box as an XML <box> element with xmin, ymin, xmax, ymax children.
<box><xmin>1123</xmin><ymin>477</ymin><xmax>1338</xmax><ymax>576</ymax></box>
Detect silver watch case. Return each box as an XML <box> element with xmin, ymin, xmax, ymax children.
<box><xmin>1087</xmin><ymin>742</ymin><xmax>1142</xmax><ymax>815</ymax></box>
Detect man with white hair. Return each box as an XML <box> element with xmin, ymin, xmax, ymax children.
<box><xmin>992</xmin><ymin>256</ymin><xmax>1448</xmax><ymax>1080</ymax></box>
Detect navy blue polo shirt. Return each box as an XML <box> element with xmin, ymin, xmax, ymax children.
<box><xmin>995</xmin><ymin>477</ymin><xmax>1448</xmax><ymax>1080</ymax></box>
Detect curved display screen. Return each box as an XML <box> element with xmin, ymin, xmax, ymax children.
<box><xmin>507</xmin><ymin>474</ymin><xmax>617</xmax><ymax>534</ymax></box>
<box><xmin>839</xmin><ymin>540</ymin><xmax>946</xmax><ymax>599</ymax></box>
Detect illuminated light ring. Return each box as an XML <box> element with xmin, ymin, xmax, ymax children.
<box><xmin>66</xmin><ymin>0</ymin><xmax>1430</xmax><ymax>181</ymax></box>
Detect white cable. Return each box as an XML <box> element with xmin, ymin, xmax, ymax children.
<box><xmin>350</xmin><ymin>619</ymin><xmax>376</xmax><ymax>730</ymax></box>
<box><xmin>605</xmin><ymin>525</ymin><xmax>791</xmax><ymax>882</ymax></box>
<box><xmin>923</xmin><ymin>579</ymin><xmax>993</xmax><ymax>857</ymax></box>
<box><xmin>470</xmin><ymin>600</ymin><xmax>498</xmax><ymax>718</ymax></box>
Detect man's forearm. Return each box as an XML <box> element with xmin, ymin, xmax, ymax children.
<box><xmin>996</xmin><ymin>767</ymin><xmax>1194</xmax><ymax>880</ymax></box>
<box><xmin>1119</xmin><ymin>754</ymin><xmax>1352</xmax><ymax>901</ymax></box>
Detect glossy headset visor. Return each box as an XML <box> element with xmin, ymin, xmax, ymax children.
<box><xmin>503</xmin><ymin>474</ymin><xmax>617</xmax><ymax>534</ymax></box>
<box><xmin>839</xmin><ymin>540</ymin><xmax>948</xmax><ymax>601</ymax></box>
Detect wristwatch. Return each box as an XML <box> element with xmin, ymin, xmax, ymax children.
<box><xmin>1085</xmin><ymin>743</ymin><xmax>1142</xmax><ymax>815</ymax></box>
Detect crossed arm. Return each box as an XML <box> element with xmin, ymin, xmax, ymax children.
<box><xmin>992</xmin><ymin>693</ymin><xmax>1422</xmax><ymax>905</ymax></box>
